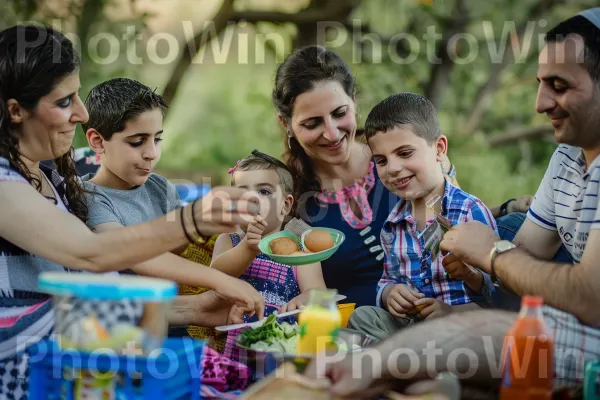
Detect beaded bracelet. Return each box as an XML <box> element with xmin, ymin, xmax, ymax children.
<box><xmin>190</xmin><ymin>200</ymin><xmax>207</xmax><ymax>244</ymax></box>
<box><xmin>180</xmin><ymin>207</ymin><xmax>196</xmax><ymax>244</ymax></box>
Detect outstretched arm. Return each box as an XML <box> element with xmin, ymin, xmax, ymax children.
<box><xmin>441</xmin><ymin>221</ymin><xmax>600</xmax><ymax>325</ymax></box>
<box><xmin>0</xmin><ymin>181</ymin><xmax>187</xmax><ymax>272</ymax></box>
<box><xmin>0</xmin><ymin>182</ymin><xmax>257</xmax><ymax>273</ymax></box>
<box><xmin>280</xmin><ymin>262</ymin><xmax>326</xmax><ymax>312</ymax></box>
<box><xmin>210</xmin><ymin>233</ymin><xmax>257</xmax><ymax>277</ymax></box>
<box><xmin>169</xmin><ymin>291</ymin><xmax>235</xmax><ymax>327</ymax></box>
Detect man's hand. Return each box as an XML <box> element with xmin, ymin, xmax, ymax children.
<box><xmin>440</xmin><ymin>221</ymin><xmax>499</xmax><ymax>273</ymax></box>
<box><xmin>508</xmin><ymin>195</ymin><xmax>534</xmax><ymax>214</ymax></box>
<box><xmin>384</xmin><ymin>284</ymin><xmax>425</xmax><ymax>318</ymax></box>
<box><xmin>304</xmin><ymin>349</ymin><xmax>394</xmax><ymax>398</ymax></box>
<box><xmin>243</xmin><ymin>216</ymin><xmax>268</xmax><ymax>251</ymax></box>
<box><xmin>414</xmin><ymin>298</ymin><xmax>452</xmax><ymax>320</ymax></box>
<box><xmin>442</xmin><ymin>253</ymin><xmax>477</xmax><ymax>281</ymax></box>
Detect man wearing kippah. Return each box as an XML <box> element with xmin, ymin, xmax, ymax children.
<box><xmin>305</xmin><ymin>8</ymin><xmax>600</xmax><ymax>397</ymax></box>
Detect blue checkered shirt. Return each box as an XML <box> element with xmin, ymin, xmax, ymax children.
<box><xmin>376</xmin><ymin>180</ymin><xmax>497</xmax><ymax>308</ymax></box>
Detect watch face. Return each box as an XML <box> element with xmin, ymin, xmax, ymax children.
<box><xmin>496</xmin><ymin>240</ymin><xmax>516</xmax><ymax>253</ymax></box>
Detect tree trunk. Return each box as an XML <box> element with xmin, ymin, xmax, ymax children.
<box><xmin>77</xmin><ymin>0</ymin><xmax>109</xmax><ymax>64</ymax></box>
<box><xmin>463</xmin><ymin>0</ymin><xmax>562</xmax><ymax>134</ymax></box>
<box><xmin>423</xmin><ymin>0</ymin><xmax>469</xmax><ymax>108</ymax></box>
<box><xmin>294</xmin><ymin>22</ymin><xmax>320</xmax><ymax>47</ymax></box>
<box><xmin>463</xmin><ymin>56</ymin><xmax>513</xmax><ymax>135</ymax></box>
<box><xmin>162</xmin><ymin>0</ymin><xmax>235</xmax><ymax>106</ymax></box>
<box><xmin>161</xmin><ymin>0</ymin><xmax>361</xmax><ymax>108</ymax></box>
<box><xmin>488</xmin><ymin>125</ymin><xmax>554</xmax><ymax>146</ymax></box>
<box><xmin>293</xmin><ymin>0</ymin><xmax>359</xmax><ymax>47</ymax></box>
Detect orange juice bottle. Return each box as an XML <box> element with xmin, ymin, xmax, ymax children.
<box><xmin>500</xmin><ymin>296</ymin><xmax>554</xmax><ymax>400</ymax></box>
<box><xmin>296</xmin><ymin>289</ymin><xmax>341</xmax><ymax>355</ymax></box>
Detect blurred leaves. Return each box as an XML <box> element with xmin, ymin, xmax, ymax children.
<box><xmin>2</xmin><ymin>0</ymin><xmax>594</xmax><ymax>205</ymax></box>
<box><xmin>156</xmin><ymin>0</ymin><xmax>586</xmax><ymax>205</ymax></box>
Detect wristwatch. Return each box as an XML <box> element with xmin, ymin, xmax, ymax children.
<box><xmin>489</xmin><ymin>240</ymin><xmax>517</xmax><ymax>287</ymax></box>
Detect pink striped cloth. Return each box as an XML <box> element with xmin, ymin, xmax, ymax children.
<box><xmin>0</xmin><ymin>299</ymin><xmax>51</xmax><ymax>328</ymax></box>
<box><xmin>201</xmin><ymin>346</ymin><xmax>250</xmax><ymax>394</ymax></box>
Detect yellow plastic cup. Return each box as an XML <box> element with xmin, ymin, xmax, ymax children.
<box><xmin>337</xmin><ymin>303</ymin><xmax>356</xmax><ymax>328</ymax></box>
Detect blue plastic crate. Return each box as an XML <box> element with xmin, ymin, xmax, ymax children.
<box><xmin>27</xmin><ymin>338</ymin><xmax>205</xmax><ymax>400</ymax></box>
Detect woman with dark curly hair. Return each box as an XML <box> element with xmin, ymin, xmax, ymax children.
<box><xmin>0</xmin><ymin>25</ymin><xmax>263</xmax><ymax>399</ymax></box>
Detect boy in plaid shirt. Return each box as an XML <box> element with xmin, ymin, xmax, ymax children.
<box><xmin>349</xmin><ymin>93</ymin><xmax>496</xmax><ymax>340</ymax></box>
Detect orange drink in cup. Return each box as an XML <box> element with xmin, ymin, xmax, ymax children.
<box><xmin>338</xmin><ymin>303</ymin><xmax>356</xmax><ymax>328</ymax></box>
<box><xmin>297</xmin><ymin>289</ymin><xmax>341</xmax><ymax>355</ymax></box>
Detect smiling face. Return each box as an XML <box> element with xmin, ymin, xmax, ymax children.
<box><xmin>89</xmin><ymin>108</ymin><xmax>164</xmax><ymax>189</ymax></box>
<box><xmin>232</xmin><ymin>168</ymin><xmax>294</xmax><ymax>234</ymax></box>
<box><xmin>369</xmin><ymin>125</ymin><xmax>447</xmax><ymax>200</ymax></box>
<box><xmin>11</xmin><ymin>72</ymin><xmax>89</xmax><ymax>163</ymax></box>
<box><xmin>288</xmin><ymin>80</ymin><xmax>357</xmax><ymax>166</ymax></box>
<box><xmin>536</xmin><ymin>35</ymin><xmax>600</xmax><ymax>149</ymax></box>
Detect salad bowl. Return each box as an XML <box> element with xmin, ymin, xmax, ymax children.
<box><xmin>236</xmin><ymin>327</ymin><xmax>377</xmax><ymax>380</ymax></box>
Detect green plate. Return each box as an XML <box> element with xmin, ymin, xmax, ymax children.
<box><xmin>258</xmin><ymin>228</ymin><xmax>345</xmax><ymax>266</ymax></box>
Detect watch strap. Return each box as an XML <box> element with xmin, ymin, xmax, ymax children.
<box><xmin>490</xmin><ymin>247</ymin><xmax>500</xmax><ymax>287</ymax></box>
<box><xmin>489</xmin><ymin>241</ymin><xmax>517</xmax><ymax>287</ymax></box>
<box><xmin>499</xmin><ymin>198</ymin><xmax>516</xmax><ymax>217</ymax></box>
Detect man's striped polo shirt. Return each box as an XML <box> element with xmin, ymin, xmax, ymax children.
<box><xmin>528</xmin><ymin>144</ymin><xmax>600</xmax><ymax>262</ymax></box>
<box><xmin>526</xmin><ymin>144</ymin><xmax>600</xmax><ymax>386</ymax></box>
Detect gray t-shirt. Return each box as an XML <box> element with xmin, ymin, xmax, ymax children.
<box><xmin>82</xmin><ymin>173</ymin><xmax>180</xmax><ymax>228</ymax></box>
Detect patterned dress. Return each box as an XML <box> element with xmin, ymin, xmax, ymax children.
<box><xmin>222</xmin><ymin>233</ymin><xmax>301</xmax><ymax>362</ymax></box>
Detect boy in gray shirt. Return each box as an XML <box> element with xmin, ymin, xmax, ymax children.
<box><xmin>81</xmin><ymin>78</ymin><xmax>263</xmax><ymax>312</ymax></box>
<box><xmin>84</xmin><ymin>169</ymin><xmax>180</xmax><ymax>234</ymax></box>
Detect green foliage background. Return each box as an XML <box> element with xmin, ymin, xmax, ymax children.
<box><xmin>2</xmin><ymin>0</ymin><xmax>596</xmax><ymax>206</ymax></box>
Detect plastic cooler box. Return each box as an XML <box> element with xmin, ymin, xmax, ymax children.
<box><xmin>37</xmin><ymin>272</ymin><xmax>177</xmax><ymax>354</ymax></box>
<box><xmin>29</xmin><ymin>272</ymin><xmax>205</xmax><ymax>399</ymax></box>
<box><xmin>27</xmin><ymin>337</ymin><xmax>205</xmax><ymax>400</ymax></box>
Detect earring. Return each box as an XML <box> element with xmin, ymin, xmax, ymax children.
<box><xmin>287</xmin><ymin>132</ymin><xmax>292</xmax><ymax>150</ymax></box>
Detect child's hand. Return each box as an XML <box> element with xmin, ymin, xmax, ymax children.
<box><xmin>385</xmin><ymin>284</ymin><xmax>425</xmax><ymax>318</ymax></box>
<box><xmin>442</xmin><ymin>253</ymin><xmax>477</xmax><ymax>281</ymax></box>
<box><xmin>243</xmin><ymin>216</ymin><xmax>268</xmax><ymax>251</ymax></box>
<box><xmin>414</xmin><ymin>298</ymin><xmax>452</xmax><ymax>320</ymax></box>
<box><xmin>215</xmin><ymin>275</ymin><xmax>265</xmax><ymax>320</ymax></box>
<box><xmin>280</xmin><ymin>292</ymin><xmax>310</xmax><ymax>313</ymax></box>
